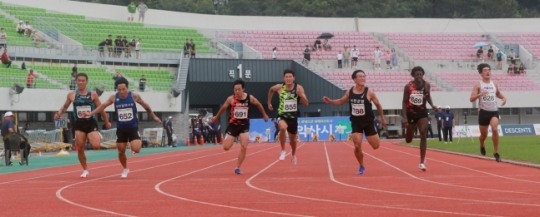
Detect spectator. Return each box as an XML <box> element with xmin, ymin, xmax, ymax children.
<box><xmin>351</xmin><ymin>45</ymin><xmax>359</xmax><ymax>68</ymax></box>
<box><xmin>114</xmin><ymin>35</ymin><xmax>123</xmax><ymax>58</ymax></box>
<box><xmin>373</xmin><ymin>46</ymin><xmax>382</xmax><ymax>70</ymax></box>
<box><xmin>26</xmin><ymin>69</ymin><xmax>36</xmax><ymax>88</ymax></box>
<box><xmin>163</xmin><ymin>116</ymin><xmax>174</xmax><ymax>147</ymax></box>
<box><xmin>123</xmin><ymin>36</ymin><xmax>130</xmax><ymax>58</ymax></box>
<box><xmin>336</xmin><ymin>50</ymin><xmax>343</xmax><ymax>68</ymax></box>
<box><xmin>314</xmin><ymin>39</ymin><xmax>322</xmax><ymax>51</ymax></box>
<box><xmin>135</xmin><ymin>38</ymin><xmax>141</xmax><ymax>59</ymax></box>
<box><xmin>496</xmin><ymin>49</ymin><xmax>503</xmax><ymax>69</ymax></box>
<box><xmin>385</xmin><ymin>50</ymin><xmax>392</xmax><ymax>69</ymax></box>
<box><xmin>507</xmin><ymin>65</ymin><xmax>514</xmax><ymax>74</ymax></box>
<box><xmin>487</xmin><ymin>46</ymin><xmax>494</xmax><ymax>60</ymax></box>
<box><xmin>70</xmin><ymin>64</ymin><xmax>78</xmax><ymax>90</ymax></box>
<box><xmin>112</xmin><ymin>71</ymin><xmax>123</xmax><ymax>90</ymax></box>
<box><xmin>322</xmin><ymin>39</ymin><xmax>331</xmax><ymax>51</ymax></box>
<box><xmin>302</xmin><ymin>45</ymin><xmax>311</xmax><ymax>66</ymax></box>
<box><xmin>272</xmin><ymin>47</ymin><xmax>278</xmax><ymax>60</ymax></box>
<box><xmin>183</xmin><ymin>39</ymin><xmax>190</xmax><ymax>58</ymax></box>
<box><xmin>476</xmin><ymin>47</ymin><xmax>484</xmax><ymax>60</ymax></box>
<box><xmin>127</xmin><ymin>0</ymin><xmax>137</xmax><ymax>22</ymax></box>
<box><xmin>189</xmin><ymin>39</ymin><xmax>196</xmax><ymax>58</ymax></box>
<box><xmin>508</xmin><ymin>48</ymin><xmax>517</xmax><ymax>66</ymax></box>
<box><xmin>139</xmin><ymin>74</ymin><xmax>146</xmax><ymax>91</ymax></box>
<box><xmin>24</xmin><ymin>21</ymin><xmax>33</xmax><ymax>37</ymax></box>
<box><xmin>441</xmin><ymin>105</ymin><xmax>455</xmax><ymax>144</ymax></box>
<box><xmin>2</xmin><ymin>111</ymin><xmax>15</xmax><ymax>166</ymax></box>
<box><xmin>518</xmin><ymin>64</ymin><xmax>526</xmax><ymax>74</ymax></box>
<box><xmin>137</xmin><ymin>1</ymin><xmax>149</xmax><ymax>22</ymax></box>
<box><xmin>1</xmin><ymin>49</ymin><xmax>12</xmax><ymax>68</ymax></box>
<box><xmin>105</xmin><ymin>34</ymin><xmax>113</xmax><ymax>57</ymax></box>
<box><xmin>342</xmin><ymin>46</ymin><xmax>350</xmax><ymax>68</ymax></box>
<box><xmin>391</xmin><ymin>48</ymin><xmax>399</xmax><ymax>70</ymax></box>
<box><xmin>0</xmin><ymin>28</ymin><xmax>7</xmax><ymax>49</ymax></box>
<box><xmin>16</xmin><ymin>21</ymin><xmax>25</xmax><ymax>35</ymax></box>
<box><xmin>98</xmin><ymin>40</ymin><xmax>106</xmax><ymax>57</ymax></box>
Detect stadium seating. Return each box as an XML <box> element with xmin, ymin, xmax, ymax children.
<box><xmin>0</xmin><ymin>3</ymin><xmax>213</xmax><ymax>53</ymax></box>
<box><xmin>320</xmin><ymin>70</ymin><xmax>443</xmax><ymax>92</ymax></box>
<box><xmin>385</xmin><ymin>33</ymin><xmax>487</xmax><ymax>60</ymax></box>
<box><xmin>220</xmin><ymin>30</ymin><xmax>385</xmax><ymax>59</ymax></box>
<box><xmin>0</xmin><ymin>65</ymin><xmax>62</xmax><ymax>89</ymax></box>
<box><xmin>435</xmin><ymin>70</ymin><xmax>540</xmax><ymax>91</ymax></box>
<box><xmin>497</xmin><ymin>33</ymin><xmax>540</xmax><ymax>58</ymax></box>
<box><xmin>0</xmin><ymin>14</ymin><xmax>34</xmax><ymax>47</ymax></box>
<box><xmin>28</xmin><ymin>64</ymin><xmax>174</xmax><ymax>92</ymax></box>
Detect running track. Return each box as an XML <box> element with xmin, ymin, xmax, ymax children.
<box><xmin>1</xmin><ymin>140</ymin><xmax>540</xmax><ymax>217</ymax></box>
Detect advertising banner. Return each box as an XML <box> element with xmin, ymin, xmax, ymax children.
<box><xmin>248</xmin><ymin>117</ymin><xmax>352</xmax><ymax>142</ymax></box>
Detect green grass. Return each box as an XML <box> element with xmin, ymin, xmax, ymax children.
<box><xmin>416</xmin><ymin>136</ymin><xmax>540</xmax><ymax>165</ymax></box>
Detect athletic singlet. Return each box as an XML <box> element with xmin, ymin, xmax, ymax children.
<box><xmin>348</xmin><ymin>87</ymin><xmax>374</xmax><ymax>122</ymax></box>
<box><xmin>229</xmin><ymin>93</ymin><xmax>250</xmax><ymax>125</ymax></box>
<box><xmin>114</xmin><ymin>91</ymin><xmax>138</xmax><ymax>128</ymax></box>
<box><xmin>277</xmin><ymin>83</ymin><xmax>299</xmax><ymax>119</ymax></box>
<box><xmin>73</xmin><ymin>89</ymin><xmax>96</xmax><ymax>120</ymax></box>
<box><xmin>405</xmin><ymin>80</ymin><xmax>429</xmax><ymax>114</ymax></box>
<box><xmin>478</xmin><ymin>80</ymin><xmax>498</xmax><ymax>111</ymax></box>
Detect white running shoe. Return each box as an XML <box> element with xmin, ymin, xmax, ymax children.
<box><xmin>291</xmin><ymin>155</ymin><xmax>297</xmax><ymax>165</ymax></box>
<box><xmin>121</xmin><ymin>168</ymin><xmax>130</xmax><ymax>179</ymax></box>
<box><xmin>80</xmin><ymin>170</ymin><xmax>89</xmax><ymax>178</ymax></box>
<box><xmin>278</xmin><ymin>150</ymin><xmax>286</xmax><ymax>161</ymax></box>
<box><xmin>418</xmin><ymin>163</ymin><xmax>427</xmax><ymax>171</ymax></box>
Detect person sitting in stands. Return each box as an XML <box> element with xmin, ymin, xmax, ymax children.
<box><xmin>1</xmin><ymin>49</ymin><xmax>12</xmax><ymax>68</ymax></box>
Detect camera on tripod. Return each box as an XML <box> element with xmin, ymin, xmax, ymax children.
<box><xmin>463</xmin><ymin>111</ymin><xmax>468</xmax><ymax>124</ymax></box>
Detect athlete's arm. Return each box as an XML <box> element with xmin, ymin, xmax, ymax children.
<box><xmin>369</xmin><ymin>90</ymin><xmax>387</xmax><ymax>128</ymax></box>
<box><xmin>133</xmin><ymin>93</ymin><xmax>162</xmax><ymax>124</ymax></box>
<box><xmin>322</xmin><ymin>89</ymin><xmax>348</xmax><ymax>106</ymax></box>
<box><xmin>267</xmin><ymin>84</ymin><xmax>281</xmax><ymax>111</ymax></box>
<box><xmin>211</xmin><ymin>96</ymin><xmax>232</xmax><ymax>123</ymax></box>
<box><xmin>88</xmin><ymin>95</ymin><xmax>114</xmax><ymax>117</ymax></box>
<box><xmin>425</xmin><ymin>82</ymin><xmax>438</xmax><ymax>110</ymax></box>
<box><xmin>469</xmin><ymin>82</ymin><xmax>486</xmax><ymax>102</ymax></box>
<box><xmin>55</xmin><ymin>92</ymin><xmax>74</xmax><ymax>120</ymax></box>
<box><xmin>250</xmin><ymin>95</ymin><xmax>269</xmax><ymax>122</ymax></box>
<box><xmin>297</xmin><ymin>85</ymin><xmax>309</xmax><ymax>106</ymax></box>
<box><xmin>494</xmin><ymin>83</ymin><xmax>507</xmax><ymax>106</ymax></box>
<box><xmin>92</xmin><ymin>91</ymin><xmax>111</xmax><ymax>129</ymax></box>
<box><xmin>401</xmin><ymin>83</ymin><xmax>410</xmax><ymax>122</ymax></box>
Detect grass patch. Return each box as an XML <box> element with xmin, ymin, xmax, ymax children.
<box><xmin>417</xmin><ymin>136</ymin><xmax>540</xmax><ymax>165</ymax></box>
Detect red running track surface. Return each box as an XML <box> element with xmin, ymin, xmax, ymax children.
<box><xmin>1</xmin><ymin>140</ymin><xmax>539</xmax><ymax>217</ymax></box>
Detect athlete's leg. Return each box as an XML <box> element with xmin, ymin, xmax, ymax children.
<box><xmin>289</xmin><ymin>133</ymin><xmax>298</xmax><ymax>156</ymax></box>
<box><xmin>365</xmin><ymin>134</ymin><xmax>380</xmax><ymax>150</ymax></box>
<box><xmin>416</xmin><ymin>118</ymin><xmax>429</xmax><ymax>164</ymax></box>
<box><xmin>222</xmin><ymin>133</ymin><xmax>236</xmax><ymax>151</ymax></box>
<box><xmin>236</xmin><ymin>132</ymin><xmax>249</xmax><ymax>169</ymax></box>
<box><xmin>87</xmin><ymin>131</ymin><xmax>102</xmax><ymax>149</ymax></box>
<box><xmin>117</xmin><ymin>142</ymin><xmax>128</xmax><ymax>168</ymax></box>
<box><xmin>130</xmin><ymin>139</ymin><xmax>142</xmax><ymax>154</ymax></box>
<box><xmin>74</xmin><ymin>131</ymin><xmax>88</xmax><ymax>170</ymax></box>
<box><xmin>490</xmin><ymin>117</ymin><xmax>500</xmax><ymax>154</ymax></box>
<box><xmin>351</xmin><ymin>133</ymin><xmax>364</xmax><ymax>166</ymax></box>
<box><xmin>405</xmin><ymin>122</ymin><xmax>416</xmax><ymax>143</ymax></box>
<box><xmin>278</xmin><ymin>120</ymin><xmax>288</xmax><ymax>151</ymax></box>
<box><xmin>479</xmin><ymin>125</ymin><xmax>489</xmax><ymax>148</ymax></box>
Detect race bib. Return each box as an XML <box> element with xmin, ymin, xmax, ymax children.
<box><xmin>284</xmin><ymin>99</ymin><xmax>297</xmax><ymax>112</ymax></box>
<box><xmin>481</xmin><ymin>94</ymin><xmax>495</xmax><ymax>102</ymax></box>
<box><xmin>117</xmin><ymin>108</ymin><xmax>134</xmax><ymax>122</ymax></box>
<box><xmin>351</xmin><ymin>103</ymin><xmax>365</xmax><ymax>116</ymax></box>
<box><xmin>234</xmin><ymin>107</ymin><xmax>248</xmax><ymax>119</ymax></box>
<box><xmin>409</xmin><ymin>94</ymin><xmax>423</xmax><ymax>106</ymax></box>
<box><xmin>76</xmin><ymin>105</ymin><xmax>91</xmax><ymax>118</ymax></box>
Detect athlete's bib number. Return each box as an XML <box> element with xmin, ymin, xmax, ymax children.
<box><xmin>482</xmin><ymin>95</ymin><xmax>495</xmax><ymax>102</ymax></box>
<box><xmin>76</xmin><ymin>105</ymin><xmax>91</xmax><ymax>118</ymax></box>
<box><xmin>351</xmin><ymin>103</ymin><xmax>365</xmax><ymax>116</ymax></box>
<box><xmin>234</xmin><ymin>107</ymin><xmax>248</xmax><ymax>119</ymax></box>
<box><xmin>409</xmin><ymin>94</ymin><xmax>423</xmax><ymax>106</ymax></box>
<box><xmin>118</xmin><ymin>108</ymin><xmax>134</xmax><ymax>122</ymax></box>
<box><xmin>284</xmin><ymin>99</ymin><xmax>297</xmax><ymax>112</ymax></box>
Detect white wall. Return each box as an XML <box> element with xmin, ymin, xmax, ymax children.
<box><xmin>4</xmin><ymin>0</ymin><xmax>540</xmax><ymax>33</ymax></box>
<box><xmin>0</xmin><ymin>88</ymin><xmax>181</xmax><ymax>112</ymax></box>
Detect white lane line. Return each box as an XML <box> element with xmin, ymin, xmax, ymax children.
<box><xmin>154</xmin><ymin>145</ymin><xmax>312</xmax><ymax>217</ymax></box>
